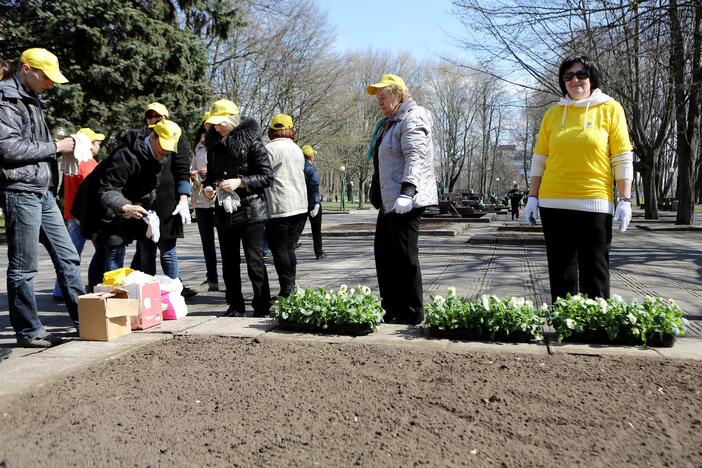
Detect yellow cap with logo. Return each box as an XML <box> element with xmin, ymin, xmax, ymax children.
<box><xmin>149</xmin><ymin>119</ymin><xmax>181</xmax><ymax>152</ymax></box>
<box><xmin>301</xmin><ymin>145</ymin><xmax>315</xmax><ymax>157</ymax></box>
<box><xmin>76</xmin><ymin>128</ymin><xmax>105</xmax><ymax>142</ymax></box>
<box><xmin>366</xmin><ymin>74</ymin><xmax>407</xmax><ymax>95</ymax></box>
<box><xmin>270</xmin><ymin>113</ymin><xmax>293</xmax><ymax>130</ymax></box>
<box><xmin>201</xmin><ymin>111</ymin><xmax>211</xmax><ymax>123</ymax></box>
<box><xmin>205</xmin><ymin>99</ymin><xmax>239</xmax><ymax>125</ymax></box>
<box><xmin>20</xmin><ymin>48</ymin><xmax>68</xmax><ymax>84</ymax></box>
<box><xmin>144</xmin><ymin>102</ymin><xmax>170</xmax><ymax>118</ymax></box>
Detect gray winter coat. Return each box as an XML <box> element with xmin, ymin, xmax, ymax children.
<box><xmin>377</xmin><ymin>98</ymin><xmax>438</xmax><ymax>212</ymax></box>
<box><xmin>0</xmin><ymin>75</ymin><xmax>58</xmax><ymax>194</ymax></box>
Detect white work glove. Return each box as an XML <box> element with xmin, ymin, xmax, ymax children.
<box><xmin>144</xmin><ymin>210</ymin><xmax>161</xmax><ymax>243</ymax></box>
<box><xmin>171</xmin><ymin>200</ymin><xmax>192</xmax><ymax>225</ymax></box>
<box><xmin>392</xmin><ymin>195</ymin><xmax>414</xmax><ymax>214</ymax></box>
<box><xmin>310</xmin><ymin>203</ymin><xmax>320</xmax><ymax>217</ymax></box>
<box><xmin>524</xmin><ymin>196</ymin><xmax>539</xmax><ymax>224</ymax></box>
<box><xmin>613</xmin><ymin>200</ymin><xmax>632</xmax><ymax>232</ymax></box>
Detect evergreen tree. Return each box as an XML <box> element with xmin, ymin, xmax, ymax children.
<box><xmin>0</xmin><ymin>0</ymin><xmax>216</xmax><ymax>149</ymax></box>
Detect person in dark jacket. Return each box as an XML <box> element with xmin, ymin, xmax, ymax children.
<box><xmin>72</xmin><ymin>119</ymin><xmax>182</xmax><ymax>288</ymax></box>
<box><xmin>125</xmin><ymin>103</ymin><xmax>197</xmax><ymax>298</ymax></box>
<box><xmin>0</xmin><ymin>48</ymin><xmax>83</xmax><ymax>348</ymax></box>
<box><xmin>298</xmin><ymin>145</ymin><xmax>325</xmax><ymax>259</ymax></box>
<box><xmin>201</xmin><ymin>99</ymin><xmax>273</xmax><ymax>316</ymax></box>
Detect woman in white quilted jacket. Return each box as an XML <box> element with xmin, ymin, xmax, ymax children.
<box><xmin>367</xmin><ymin>74</ymin><xmax>438</xmax><ymax>325</ymax></box>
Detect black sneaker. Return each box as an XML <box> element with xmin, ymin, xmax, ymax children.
<box><xmin>181</xmin><ymin>286</ymin><xmax>198</xmax><ymax>300</ymax></box>
<box><xmin>0</xmin><ymin>348</ymin><xmax>11</xmax><ymax>362</ymax></box>
<box><xmin>315</xmin><ymin>252</ymin><xmax>327</xmax><ymax>260</ymax></box>
<box><xmin>221</xmin><ymin>305</ymin><xmax>243</xmax><ymax>317</ymax></box>
<box><xmin>199</xmin><ymin>280</ymin><xmax>219</xmax><ymax>292</ymax></box>
<box><xmin>252</xmin><ymin>310</ymin><xmax>271</xmax><ymax>318</ymax></box>
<box><xmin>16</xmin><ymin>333</ymin><xmax>63</xmax><ymax>348</ymax></box>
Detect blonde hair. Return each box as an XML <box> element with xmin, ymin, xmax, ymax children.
<box><xmin>384</xmin><ymin>84</ymin><xmax>411</xmax><ymax>102</ymax></box>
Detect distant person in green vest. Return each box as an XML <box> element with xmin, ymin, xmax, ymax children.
<box><xmin>507</xmin><ymin>184</ymin><xmax>523</xmax><ymax>221</ymax></box>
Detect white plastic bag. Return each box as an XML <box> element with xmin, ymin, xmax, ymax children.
<box><xmin>155</xmin><ymin>275</ymin><xmax>188</xmax><ymax>320</ymax></box>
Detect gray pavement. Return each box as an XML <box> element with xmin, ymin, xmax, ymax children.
<box><xmin>1</xmin><ymin>207</ymin><xmax>701</xmax><ymax>406</ymax></box>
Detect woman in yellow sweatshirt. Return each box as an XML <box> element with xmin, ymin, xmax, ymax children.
<box><xmin>524</xmin><ymin>55</ymin><xmax>633</xmax><ymax>302</ymax></box>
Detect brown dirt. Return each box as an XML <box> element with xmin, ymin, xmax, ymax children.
<box><xmin>1</xmin><ymin>337</ymin><xmax>701</xmax><ymax>467</ymax></box>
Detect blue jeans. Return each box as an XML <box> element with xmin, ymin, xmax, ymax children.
<box><xmin>52</xmin><ymin>219</ymin><xmax>99</xmax><ymax>297</ymax></box>
<box><xmin>89</xmin><ymin>239</ymin><xmax>126</xmax><ymax>288</ymax></box>
<box><xmin>137</xmin><ymin>237</ymin><xmax>179</xmax><ymax>279</ymax></box>
<box><xmin>196</xmin><ymin>208</ymin><xmax>218</xmax><ymax>283</ymax></box>
<box><xmin>0</xmin><ymin>191</ymin><xmax>84</xmax><ymax>341</ymax></box>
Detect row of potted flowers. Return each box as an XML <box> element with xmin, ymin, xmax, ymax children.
<box><xmin>272</xmin><ymin>285</ymin><xmax>687</xmax><ymax>347</ymax></box>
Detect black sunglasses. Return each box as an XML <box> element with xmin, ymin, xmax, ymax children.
<box><xmin>563</xmin><ymin>70</ymin><xmax>590</xmax><ymax>81</ymax></box>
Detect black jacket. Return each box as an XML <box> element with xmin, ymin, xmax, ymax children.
<box><xmin>204</xmin><ymin>118</ymin><xmax>272</xmax><ymax>227</ymax></box>
<box><xmin>72</xmin><ymin>131</ymin><xmax>163</xmax><ymax>243</ymax></box>
<box><xmin>0</xmin><ymin>75</ymin><xmax>58</xmax><ymax>194</ymax></box>
<box><xmin>121</xmin><ymin>128</ymin><xmax>191</xmax><ymax>239</ymax></box>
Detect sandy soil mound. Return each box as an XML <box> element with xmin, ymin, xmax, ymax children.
<box><xmin>1</xmin><ymin>336</ymin><xmax>700</xmax><ymax>467</ymax></box>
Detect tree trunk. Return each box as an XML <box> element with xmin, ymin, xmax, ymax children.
<box><xmin>641</xmin><ymin>169</ymin><xmax>659</xmax><ymax>219</ymax></box>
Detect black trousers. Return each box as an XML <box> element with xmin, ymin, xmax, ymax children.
<box><xmin>217</xmin><ymin>222</ymin><xmax>270</xmax><ymax>313</ymax></box>
<box><xmin>540</xmin><ymin>207</ymin><xmax>613</xmax><ymax>303</ymax></box>
<box><xmin>296</xmin><ymin>207</ymin><xmax>324</xmax><ymax>257</ymax></box>
<box><xmin>267</xmin><ymin>213</ymin><xmax>306</xmax><ymax>297</ymax></box>
<box><xmin>374</xmin><ymin>208</ymin><xmax>425</xmax><ymax>324</ymax></box>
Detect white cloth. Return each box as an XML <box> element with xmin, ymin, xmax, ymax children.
<box><xmin>144</xmin><ymin>210</ymin><xmax>160</xmax><ymax>243</ymax></box>
<box><xmin>613</xmin><ymin>200</ymin><xmax>632</xmax><ymax>232</ymax></box>
<box><xmin>60</xmin><ymin>133</ymin><xmax>93</xmax><ymax>175</ymax></box>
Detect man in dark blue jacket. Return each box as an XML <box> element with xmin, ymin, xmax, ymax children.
<box><xmin>300</xmin><ymin>145</ymin><xmax>325</xmax><ymax>259</ymax></box>
<box><xmin>0</xmin><ymin>48</ymin><xmax>84</xmax><ymax>348</ymax></box>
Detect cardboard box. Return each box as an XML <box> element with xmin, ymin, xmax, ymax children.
<box><xmin>78</xmin><ymin>290</ymin><xmax>140</xmax><ymax>341</ymax></box>
<box><xmin>95</xmin><ymin>282</ymin><xmax>163</xmax><ymax>330</ymax></box>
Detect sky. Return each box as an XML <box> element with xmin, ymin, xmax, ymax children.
<box><xmin>314</xmin><ymin>0</ymin><xmax>466</xmax><ymax>61</ymax></box>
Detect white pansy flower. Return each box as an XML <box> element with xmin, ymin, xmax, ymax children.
<box><xmin>300</xmin><ymin>308</ymin><xmax>312</xmax><ymax>316</ymax></box>
<box><xmin>510</xmin><ymin>297</ymin><xmax>525</xmax><ymax>308</ymax></box>
<box><xmin>565</xmin><ymin>318</ymin><xmax>576</xmax><ymax>330</ymax></box>
<box><xmin>339</xmin><ymin>284</ymin><xmax>348</xmax><ymax>293</ymax></box>
<box><xmin>447</xmin><ymin>287</ymin><xmax>457</xmax><ymax>297</ymax></box>
<box><xmin>584</xmin><ymin>299</ymin><xmax>597</xmax><ymax>306</ymax></box>
<box><xmin>433</xmin><ymin>295</ymin><xmax>445</xmax><ymax>305</ymax></box>
<box><xmin>631</xmin><ymin>328</ymin><xmax>640</xmax><ymax>336</ymax></box>
<box><xmin>627</xmin><ymin>313</ymin><xmax>637</xmax><ymax>324</ymax></box>
<box><xmin>350</xmin><ymin>288</ymin><xmax>356</xmax><ymax>295</ymax></box>
<box><xmin>281</xmin><ymin>311</ymin><xmax>288</xmax><ymax>320</ymax></box>
<box><xmin>481</xmin><ymin>295</ymin><xmax>490</xmax><ymax>309</ymax></box>
<box><xmin>325</xmin><ymin>293</ymin><xmax>332</xmax><ymax>301</ymax></box>
<box><xmin>360</xmin><ymin>285</ymin><xmax>371</xmax><ymax>296</ymax></box>
<box><xmin>597</xmin><ymin>298</ymin><xmax>608</xmax><ymax>311</ymax></box>
<box><xmin>610</xmin><ymin>294</ymin><xmax>624</xmax><ymax>303</ymax></box>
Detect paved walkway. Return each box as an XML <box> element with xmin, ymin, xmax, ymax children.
<box><xmin>1</xmin><ymin>208</ymin><xmax>701</xmax><ymax>406</ymax></box>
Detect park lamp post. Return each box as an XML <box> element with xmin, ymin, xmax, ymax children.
<box><xmin>339</xmin><ymin>165</ymin><xmax>346</xmax><ymax>211</ymax></box>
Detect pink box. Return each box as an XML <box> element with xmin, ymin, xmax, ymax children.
<box><xmin>95</xmin><ymin>282</ymin><xmax>162</xmax><ymax>330</ymax></box>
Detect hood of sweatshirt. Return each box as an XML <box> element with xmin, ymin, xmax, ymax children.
<box><xmin>557</xmin><ymin>88</ymin><xmax>613</xmax><ymax>129</ymax></box>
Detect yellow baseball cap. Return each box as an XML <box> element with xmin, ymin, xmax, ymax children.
<box><xmin>76</xmin><ymin>128</ymin><xmax>105</xmax><ymax>142</ymax></box>
<box><xmin>205</xmin><ymin>99</ymin><xmax>239</xmax><ymax>125</ymax></box>
<box><xmin>144</xmin><ymin>102</ymin><xmax>170</xmax><ymax>118</ymax></box>
<box><xmin>270</xmin><ymin>113</ymin><xmax>293</xmax><ymax>130</ymax></box>
<box><xmin>148</xmin><ymin>119</ymin><xmax>181</xmax><ymax>152</ymax></box>
<box><xmin>20</xmin><ymin>48</ymin><xmax>68</xmax><ymax>84</ymax></box>
<box><xmin>301</xmin><ymin>145</ymin><xmax>316</xmax><ymax>157</ymax></box>
<box><xmin>201</xmin><ymin>111</ymin><xmax>211</xmax><ymax>123</ymax></box>
<box><xmin>366</xmin><ymin>74</ymin><xmax>407</xmax><ymax>95</ymax></box>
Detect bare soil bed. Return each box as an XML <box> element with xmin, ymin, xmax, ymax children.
<box><xmin>1</xmin><ymin>336</ymin><xmax>701</xmax><ymax>467</ymax></box>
